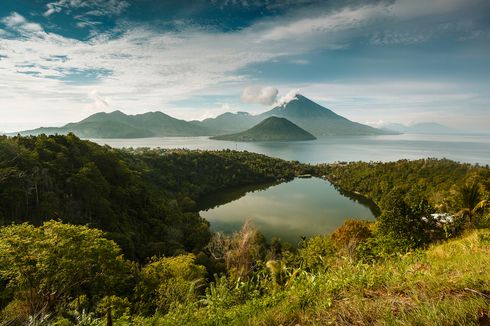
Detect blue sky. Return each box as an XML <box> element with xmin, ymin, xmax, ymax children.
<box><xmin>1</xmin><ymin>0</ymin><xmax>489</xmax><ymax>132</ymax></box>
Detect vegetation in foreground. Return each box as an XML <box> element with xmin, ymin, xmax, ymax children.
<box><xmin>0</xmin><ymin>134</ymin><xmax>489</xmax><ymax>325</ymax></box>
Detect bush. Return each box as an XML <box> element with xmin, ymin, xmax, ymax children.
<box><xmin>134</xmin><ymin>254</ymin><xmax>206</xmax><ymax>315</ymax></box>
<box><xmin>331</xmin><ymin>219</ymin><xmax>373</xmax><ymax>260</ymax></box>
<box><xmin>298</xmin><ymin>235</ymin><xmax>336</xmax><ymax>271</ymax></box>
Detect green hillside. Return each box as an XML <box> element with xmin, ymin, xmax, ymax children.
<box><xmin>16</xmin><ymin>110</ymin><xmax>214</xmax><ymax>138</ymax></box>
<box><xmin>193</xmin><ymin>111</ymin><xmax>261</xmax><ymax>134</ymax></box>
<box><xmin>211</xmin><ymin>116</ymin><xmax>316</xmax><ymax>141</ymax></box>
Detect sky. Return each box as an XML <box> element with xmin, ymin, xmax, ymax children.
<box><xmin>1</xmin><ymin>0</ymin><xmax>489</xmax><ymax>132</ymax></box>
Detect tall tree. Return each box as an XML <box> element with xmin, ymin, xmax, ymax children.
<box><xmin>0</xmin><ymin>221</ymin><xmax>130</xmax><ymax>321</ymax></box>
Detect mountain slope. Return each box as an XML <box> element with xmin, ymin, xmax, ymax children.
<box><xmin>17</xmin><ymin>111</ymin><xmax>214</xmax><ymax>138</ymax></box>
<box><xmin>258</xmin><ymin>94</ymin><xmax>391</xmax><ymax>136</ymax></box>
<box><xmin>211</xmin><ymin>116</ymin><xmax>316</xmax><ymax>142</ymax></box>
<box><xmin>193</xmin><ymin>111</ymin><xmax>261</xmax><ymax>134</ymax></box>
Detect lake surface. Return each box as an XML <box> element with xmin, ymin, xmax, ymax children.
<box><xmin>91</xmin><ymin>133</ymin><xmax>490</xmax><ymax>165</ymax></box>
<box><xmin>199</xmin><ymin>178</ymin><xmax>375</xmax><ymax>244</ymax></box>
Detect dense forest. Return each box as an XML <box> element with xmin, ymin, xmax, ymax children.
<box><xmin>321</xmin><ymin>159</ymin><xmax>490</xmax><ymax>214</ymax></box>
<box><xmin>0</xmin><ymin>135</ymin><xmax>489</xmax><ymax>325</ymax></box>
<box><xmin>0</xmin><ymin>134</ymin><xmax>310</xmax><ymax>260</ymax></box>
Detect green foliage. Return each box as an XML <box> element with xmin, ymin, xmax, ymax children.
<box><xmin>0</xmin><ymin>221</ymin><xmax>130</xmax><ymax>322</ymax></box>
<box><xmin>2</xmin><ymin>136</ymin><xmax>489</xmax><ymax>325</ymax></box>
<box><xmin>456</xmin><ymin>181</ymin><xmax>488</xmax><ymax>227</ymax></box>
<box><xmin>134</xmin><ymin>254</ymin><xmax>206</xmax><ymax>316</ymax></box>
<box><xmin>0</xmin><ymin>134</ymin><xmax>307</xmax><ymax>260</ymax></box>
<box><xmin>323</xmin><ymin>158</ymin><xmax>488</xmax><ymax>211</ymax></box>
<box><xmin>298</xmin><ymin>235</ymin><xmax>336</xmax><ymax>271</ymax></box>
<box><xmin>331</xmin><ymin>219</ymin><xmax>372</xmax><ymax>259</ymax></box>
<box><xmin>96</xmin><ymin>295</ymin><xmax>131</xmax><ymax>319</ymax></box>
<box><xmin>378</xmin><ymin>194</ymin><xmax>437</xmax><ymax>249</ymax></box>
<box><xmin>150</xmin><ymin>230</ymin><xmax>490</xmax><ymax>325</ymax></box>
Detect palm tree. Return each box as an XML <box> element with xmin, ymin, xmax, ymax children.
<box><xmin>457</xmin><ymin>181</ymin><xmax>487</xmax><ymax>226</ymax></box>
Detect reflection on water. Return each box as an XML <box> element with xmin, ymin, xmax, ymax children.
<box><xmin>199</xmin><ymin>178</ymin><xmax>375</xmax><ymax>245</ymax></box>
<box><xmin>91</xmin><ymin>133</ymin><xmax>490</xmax><ymax>165</ymax></box>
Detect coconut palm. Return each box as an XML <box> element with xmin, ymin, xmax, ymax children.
<box><xmin>457</xmin><ymin>181</ymin><xmax>487</xmax><ymax>226</ymax></box>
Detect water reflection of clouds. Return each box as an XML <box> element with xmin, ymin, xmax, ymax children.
<box><xmin>201</xmin><ymin>178</ymin><xmax>374</xmax><ymax>243</ymax></box>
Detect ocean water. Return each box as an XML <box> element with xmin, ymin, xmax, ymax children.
<box><xmin>91</xmin><ymin>133</ymin><xmax>490</xmax><ymax>165</ymax></box>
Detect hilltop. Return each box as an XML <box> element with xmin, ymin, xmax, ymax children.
<box><xmin>211</xmin><ymin>116</ymin><xmax>316</xmax><ymax>141</ymax></box>
<box><xmin>16</xmin><ymin>110</ymin><xmax>214</xmax><ymax>138</ymax></box>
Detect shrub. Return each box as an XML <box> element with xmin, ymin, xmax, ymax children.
<box><xmin>331</xmin><ymin>219</ymin><xmax>373</xmax><ymax>260</ymax></box>
<box><xmin>134</xmin><ymin>254</ymin><xmax>206</xmax><ymax>315</ymax></box>
<box><xmin>298</xmin><ymin>235</ymin><xmax>336</xmax><ymax>271</ymax></box>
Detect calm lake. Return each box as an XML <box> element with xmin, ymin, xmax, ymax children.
<box><xmin>92</xmin><ymin>133</ymin><xmax>490</xmax><ymax>165</ymax></box>
<box><xmin>91</xmin><ymin>133</ymin><xmax>490</xmax><ymax>240</ymax></box>
<box><xmin>198</xmin><ymin>178</ymin><xmax>375</xmax><ymax>244</ymax></box>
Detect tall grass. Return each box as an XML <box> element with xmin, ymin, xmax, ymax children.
<box><xmin>135</xmin><ymin>229</ymin><xmax>490</xmax><ymax>325</ymax></box>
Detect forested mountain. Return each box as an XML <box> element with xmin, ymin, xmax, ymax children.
<box><xmin>0</xmin><ymin>134</ymin><xmax>309</xmax><ymax>259</ymax></box>
<box><xmin>16</xmin><ymin>111</ymin><xmax>214</xmax><ymax>138</ymax></box>
<box><xmin>211</xmin><ymin>117</ymin><xmax>316</xmax><ymax>141</ymax></box>
<box><xmin>15</xmin><ymin>95</ymin><xmax>391</xmax><ymax>138</ymax></box>
<box><xmin>192</xmin><ymin>111</ymin><xmax>261</xmax><ymax>134</ymax></box>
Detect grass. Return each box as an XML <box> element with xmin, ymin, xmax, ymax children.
<box><xmin>139</xmin><ymin>229</ymin><xmax>490</xmax><ymax>325</ymax></box>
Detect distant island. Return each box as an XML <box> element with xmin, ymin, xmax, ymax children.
<box><xmin>381</xmin><ymin>122</ymin><xmax>461</xmax><ymax>135</ymax></box>
<box><xmin>211</xmin><ymin>116</ymin><xmax>316</xmax><ymax>142</ymax></box>
<box><xmin>14</xmin><ymin>94</ymin><xmax>394</xmax><ymax>138</ymax></box>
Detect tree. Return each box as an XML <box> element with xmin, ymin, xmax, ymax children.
<box><xmin>378</xmin><ymin>191</ymin><xmax>436</xmax><ymax>249</ymax></box>
<box><xmin>0</xmin><ymin>221</ymin><xmax>129</xmax><ymax>320</ymax></box>
<box><xmin>457</xmin><ymin>181</ymin><xmax>487</xmax><ymax>227</ymax></box>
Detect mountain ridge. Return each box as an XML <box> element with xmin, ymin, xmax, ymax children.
<box><xmin>195</xmin><ymin>94</ymin><xmax>392</xmax><ymax>137</ymax></box>
<box><xmin>14</xmin><ymin>94</ymin><xmax>392</xmax><ymax>138</ymax></box>
<box><xmin>16</xmin><ymin>110</ymin><xmax>214</xmax><ymax>138</ymax></box>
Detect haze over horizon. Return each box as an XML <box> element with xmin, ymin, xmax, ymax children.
<box><xmin>1</xmin><ymin>0</ymin><xmax>489</xmax><ymax>133</ymax></box>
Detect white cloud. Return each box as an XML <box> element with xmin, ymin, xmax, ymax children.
<box><xmin>1</xmin><ymin>12</ymin><xmax>26</xmax><ymax>27</ymax></box>
<box><xmin>44</xmin><ymin>0</ymin><xmax>130</xmax><ymax>17</ymax></box>
<box><xmin>86</xmin><ymin>90</ymin><xmax>111</xmax><ymax>112</ymax></box>
<box><xmin>276</xmin><ymin>89</ymin><xmax>299</xmax><ymax>107</ymax></box>
<box><xmin>241</xmin><ymin>86</ymin><xmax>278</xmax><ymax>105</ymax></box>
<box><xmin>258</xmin><ymin>4</ymin><xmax>387</xmax><ymax>42</ymax></box>
<box><xmin>1</xmin><ymin>12</ymin><xmax>43</xmax><ymax>34</ymax></box>
<box><xmin>0</xmin><ymin>0</ymin><xmax>489</xmax><ymax>131</ymax></box>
